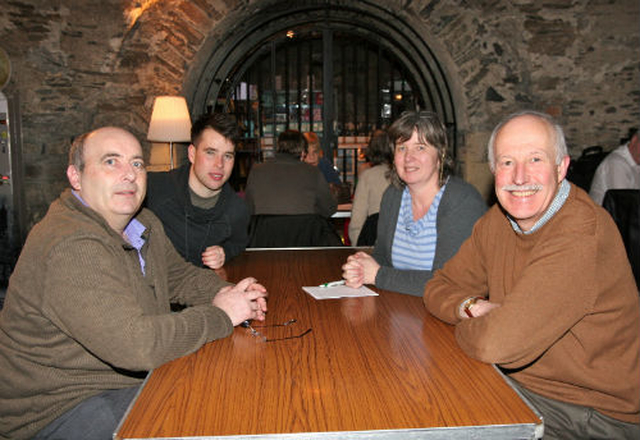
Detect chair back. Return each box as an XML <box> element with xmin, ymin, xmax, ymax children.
<box><xmin>248</xmin><ymin>214</ymin><xmax>343</xmax><ymax>248</ymax></box>
<box><xmin>602</xmin><ymin>189</ymin><xmax>640</xmax><ymax>289</ymax></box>
<box><xmin>356</xmin><ymin>213</ymin><xmax>379</xmax><ymax>246</ymax></box>
<box><xmin>566</xmin><ymin>145</ymin><xmax>608</xmax><ymax>191</ymax></box>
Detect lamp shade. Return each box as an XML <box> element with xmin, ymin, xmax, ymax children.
<box><xmin>147</xmin><ymin>96</ymin><xmax>192</xmax><ymax>142</ymax></box>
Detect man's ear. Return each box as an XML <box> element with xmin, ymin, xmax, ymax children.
<box><xmin>67</xmin><ymin>165</ymin><xmax>81</xmax><ymax>191</ymax></box>
<box><xmin>557</xmin><ymin>155</ymin><xmax>570</xmax><ymax>182</ymax></box>
<box><xmin>188</xmin><ymin>144</ymin><xmax>196</xmax><ymax>164</ymax></box>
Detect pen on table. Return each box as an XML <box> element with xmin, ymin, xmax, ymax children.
<box><xmin>319</xmin><ymin>280</ymin><xmax>346</xmax><ymax>288</ymax></box>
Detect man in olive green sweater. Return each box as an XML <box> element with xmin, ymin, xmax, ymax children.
<box><xmin>0</xmin><ymin>127</ymin><xmax>268</xmax><ymax>439</ymax></box>
<box><xmin>424</xmin><ymin>111</ymin><xmax>639</xmax><ymax>439</ymax></box>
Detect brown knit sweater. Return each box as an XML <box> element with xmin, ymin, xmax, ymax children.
<box><xmin>0</xmin><ymin>189</ymin><xmax>234</xmax><ymax>439</ymax></box>
<box><xmin>424</xmin><ymin>184</ymin><xmax>640</xmax><ymax>423</ymax></box>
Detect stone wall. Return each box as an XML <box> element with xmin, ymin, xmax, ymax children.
<box><xmin>0</xmin><ymin>0</ymin><xmax>638</xmax><ymax>231</ymax></box>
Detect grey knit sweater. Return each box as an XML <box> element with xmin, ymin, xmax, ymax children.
<box><xmin>372</xmin><ymin>177</ymin><xmax>487</xmax><ymax>296</ymax></box>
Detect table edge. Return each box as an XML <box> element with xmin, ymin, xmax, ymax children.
<box><xmin>114</xmin><ymin>367</ymin><xmax>544</xmax><ymax>440</ymax></box>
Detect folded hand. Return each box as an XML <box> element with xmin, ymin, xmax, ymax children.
<box><xmin>213</xmin><ymin>277</ymin><xmax>268</xmax><ymax>326</ymax></box>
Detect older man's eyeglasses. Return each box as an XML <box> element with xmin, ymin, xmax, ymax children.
<box><xmin>241</xmin><ymin>319</ymin><xmax>312</xmax><ymax>342</ymax></box>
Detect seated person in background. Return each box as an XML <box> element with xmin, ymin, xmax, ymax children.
<box><xmin>146</xmin><ymin>113</ymin><xmax>249</xmax><ymax>270</ymax></box>
<box><xmin>245</xmin><ymin>130</ymin><xmax>337</xmax><ymax>218</ymax></box>
<box><xmin>348</xmin><ymin>129</ymin><xmax>393</xmax><ymax>246</ymax></box>
<box><xmin>303</xmin><ymin>131</ymin><xmax>342</xmax><ymax>184</ymax></box>
<box><xmin>424</xmin><ymin>111</ymin><xmax>640</xmax><ymax>439</ymax></box>
<box><xmin>589</xmin><ymin>128</ymin><xmax>640</xmax><ymax>205</ymax></box>
<box><xmin>342</xmin><ymin>111</ymin><xmax>486</xmax><ymax>296</ymax></box>
<box><xmin>0</xmin><ymin>127</ymin><xmax>267</xmax><ymax>439</ymax></box>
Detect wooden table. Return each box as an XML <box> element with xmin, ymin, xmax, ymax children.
<box><xmin>115</xmin><ymin>248</ymin><xmax>542</xmax><ymax>439</ymax></box>
<box><xmin>331</xmin><ymin>203</ymin><xmax>353</xmax><ymax>218</ymax></box>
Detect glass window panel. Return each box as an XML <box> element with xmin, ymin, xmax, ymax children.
<box><xmin>222</xmin><ymin>27</ymin><xmax>427</xmax><ymax>187</ymax></box>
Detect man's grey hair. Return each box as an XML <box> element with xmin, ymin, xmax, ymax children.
<box><xmin>487</xmin><ymin>110</ymin><xmax>568</xmax><ymax>172</ymax></box>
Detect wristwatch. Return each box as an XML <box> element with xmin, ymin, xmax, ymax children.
<box><xmin>461</xmin><ymin>296</ymin><xmax>483</xmax><ymax>318</ymax></box>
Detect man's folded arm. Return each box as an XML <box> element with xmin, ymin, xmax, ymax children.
<box><xmin>42</xmin><ymin>237</ymin><xmax>233</xmax><ymax>372</ymax></box>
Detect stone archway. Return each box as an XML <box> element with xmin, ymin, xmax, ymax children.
<box><xmin>183</xmin><ymin>0</ymin><xmax>458</xmax><ymax>151</ymax></box>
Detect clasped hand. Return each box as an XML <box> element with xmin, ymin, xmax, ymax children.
<box><xmin>341</xmin><ymin>251</ymin><xmax>380</xmax><ymax>288</ymax></box>
<box><xmin>212</xmin><ymin>277</ymin><xmax>268</xmax><ymax>326</ymax></box>
<box><xmin>466</xmin><ymin>299</ymin><xmax>501</xmax><ymax>319</ymax></box>
<box><xmin>202</xmin><ymin>245</ymin><xmax>225</xmax><ymax>270</ymax></box>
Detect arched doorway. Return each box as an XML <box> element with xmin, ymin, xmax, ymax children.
<box><xmin>186</xmin><ymin>1</ymin><xmax>455</xmax><ymax>188</ymax></box>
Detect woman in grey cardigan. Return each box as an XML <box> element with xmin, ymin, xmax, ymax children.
<box><xmin>342</xmin><ymin>111</ymin><xmax>486</xmax><ymax>296</ymax></box>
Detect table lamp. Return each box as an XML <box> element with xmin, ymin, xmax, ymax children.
<box><xmin>147</xmin><ymin>96</ymin><xmax>192</xmax><ymax>169</ymax></box>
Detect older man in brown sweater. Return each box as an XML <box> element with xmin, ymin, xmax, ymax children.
<box><xmin>0</xmin><ymin>127</ymin><xmax>268</xmax><ymax>439</ymax></box>
<box><xmin>424</xmin><ymin>111</ymin><xmax>640</xmax><ymax>439</ymax></box>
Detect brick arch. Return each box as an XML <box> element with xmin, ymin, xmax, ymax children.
<box><xmin>118</xmin><ymin>0</ymin><xmax>516</xmax><ymax>193</ymax></box>
<box><xmin>181</xmin><ymin>0</ymin><xmax>458</xmax><ymax>142</ymax></box>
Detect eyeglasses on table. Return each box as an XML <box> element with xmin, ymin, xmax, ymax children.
<box><xmin>241</xmin><ymin>319</ymin><xmax>312</xmax><ymax>342</ymax></box>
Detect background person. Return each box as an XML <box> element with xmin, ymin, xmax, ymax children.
<box><xmin>146</xmin><ymin>113</ymin><xmax>250</xmax><ymax>270</ymax></box>
<box><xmin>0</xmin><ymin>127</ymin><xmax>267</xmax><ymax>439</ymax></box>
<box><xmin>589</xmin><ymin>128</ymin><xmax>640</xmax><ymax>205</ymax></box>
<box><xmin>342</xmin><ymin>111</ymin><xmax>486</xmax><ymax>296</ymax></box>
<box><xmin>245</xmin><ymin>130</ymin><xmax>337</xmax><ymax>218</ymax></box>
<box><xmin>302</xmin><ymin>131</ymin><xmax>341</xmax><ymax>184</ymax></box>
<box><xmin>424</xmin><ymin>111</ymin><xmax>640</xmax><ymax>439</ymax></box>
<box><xmin>348</xmin><ymin>129</ymin><xmax>393</xmax><ymax>246</ymax></box>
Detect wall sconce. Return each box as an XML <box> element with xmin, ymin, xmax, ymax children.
<box><xmin>147</xmin><ymin>96</ymin><xmax>192</xmax><ymax>169</ymax></box>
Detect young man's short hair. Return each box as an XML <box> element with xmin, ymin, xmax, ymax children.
<box><xmin>191</xmin><ymin>113</ymin><xmax>241</xmax><ymax>146</ymax></box>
